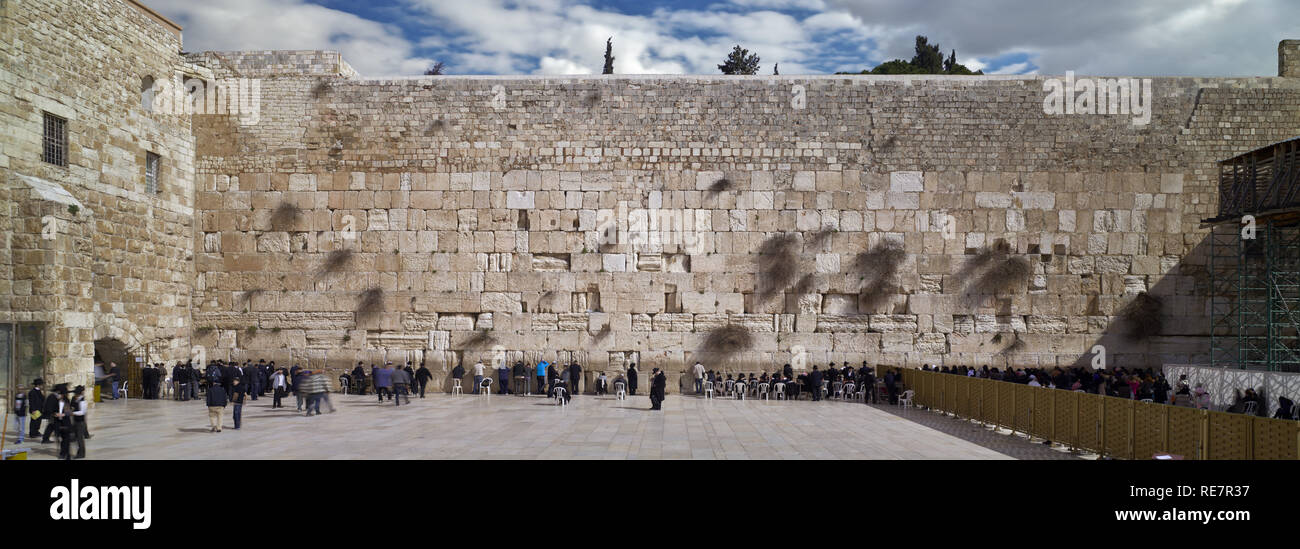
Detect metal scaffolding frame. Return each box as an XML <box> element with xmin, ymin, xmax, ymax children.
<box><xmin>1206</xmin><ymin>136</ymin><xmax>1300</xmax><ymax>372</ymax></box>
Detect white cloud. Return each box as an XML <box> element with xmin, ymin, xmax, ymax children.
<box><xmin>989</xmin><ymin>62</ymin><xmax>1030</xmax><ymax>75</ymax></box>
<box><xmin>822</xmin><ymin>0</ymin><xmax>1298</xmax><ymax>76</ymax></box>
<box><xmin>150</xmin><ymin>0</ymin><xmax>1293</xmax><ymax>77</ymax></box>
<box><xmin>404</xmin><ymin>0</ymin><xmax>875</xmax><ymax>74</ymax></box>
<box><xmin>148</xmin><ymin>0</ymin><xmax>433</xmax><ymax>77</ymax></box>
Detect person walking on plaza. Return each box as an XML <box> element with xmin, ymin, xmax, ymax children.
<box><xmin>206</xmin><ymin>379</ymin><xmax>227</xmax><ymax>433</ymax></box>
<box><xmin>627</xmin><ymin>363</ymin><xmax>638</xmax><ymax>396</ymax></box>
<box><xmin>375</xmin><ymin>363</ymin><xmax>394</xmax><ymax>402</ymax></box>
<box><xmin>391</xmin><ymin>364</ymin><xmax>412</xmax><ymax>406</ymax></box>
<box><xmin>271</xmin><ymin>367</ymin><xmax>287</xmax><ymax>409</ymax></box>
<box><xmin>293</xmin><ymin>366</ymin><xmax>309</xmax><ymax>411</ymax></box>
<box><xmin>230</xmin><ymin>377</ymin><xmax>246</xmax><ymax>429</ymax></box>
<box><xmin>40</xmin><ymin>383</ymin><xmax>65</xmax><ymax>444</ymax></box>
<box><xmin>69</xmin><ymin>386</ymin><xmax>88</xmax><ymax>459</ymax></box>
<box><xmin>472</xmin><ymin>359</ymin><xmax>485</xmax><ymax>394</ymax></box>
<box><xmin>649</xmin><ymin>368</ymin><xmax>666</xmax><ymax>411</ymax></box>
<box><xmin>692</xmin><ymin>361</ymin><xmax>705</xmax><ymax>395</ymax></box>
<box><xmin>12</xmin><ymin>384</ymin><xmax>27</xmax><ymax>444</ymax></box>
<box><xmin>415</xmin><ymin>363</ymin><xmax>432</xmax><ymax>397</ymax></box>
<box><xmin>305</xmin><ymin>370</ymin><xmax>332</xmax><ymax>415</ymax></box>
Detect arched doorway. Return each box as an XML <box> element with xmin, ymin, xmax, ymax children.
<box><xmin>94</xmin><ymin>338</ymin><xmax>131</xmax><ymax>397</ymax></box>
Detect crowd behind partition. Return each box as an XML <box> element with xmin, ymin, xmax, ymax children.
<box><xmin>919</xmin><ymin>364</ymin><xmax>1300</xmax><ymax>420</ymax></box>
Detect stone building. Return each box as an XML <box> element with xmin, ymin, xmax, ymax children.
<box><xmin>3</xmin><ymin>0</ymin><xmax>1300</xmax><ymax>396</ymax></box>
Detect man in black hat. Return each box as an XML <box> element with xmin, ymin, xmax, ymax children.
<box><xmin>48</xmin><ymin>385</ymin><xmax>73</xmax><ymax>459</ymax></box>
<box><xmin>69</xmin><ymin>386</ymin><xmax>88</xmax><ymax>459</ymax></box>
<box><xmin>41</xmin><ymin>383</ymin><xmax>67</xmax><ymax>443</ymax></box>
<box><xmin>649</xmin><ymin>367</ymin><xmax>666</xmax><ymax>410</ymax></box>
<box><xmin>27</xmin><ymin>378</ymin><xmax>45</xmax><ymax>439</ymax></box>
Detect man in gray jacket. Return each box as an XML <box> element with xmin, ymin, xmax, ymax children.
<box><xmin>390</xmin><ymin>365</ymin><xmax>412</xmax><ymax>406</ymax></box>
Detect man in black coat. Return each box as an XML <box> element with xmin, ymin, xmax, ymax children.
<box><xmin>41</xmin><ymin>383</ymin><xmax>67</xmax><ymax>443</ymax></box>
<box><xmin>351</xmin><ymin>362</ymin><xmax>367</xmax><ymax>395</ymax></box>
<box><xmin>569</xmin><ymin>363</ymin><xmax>582</xmax><ymax>396</ymax></box>
<box><xmin>173</xmin><ymin>363</ymin><xmax>187</xmax><ymax>400</ymax></box>
<box><xmin>783</xmin><ymin>363</ymin><xmax>794</xmax><ymax>380</ymax></box>
<box><xmin>626</xmin><ymin>363</ymin><xmax>638</xmax><ymax>396</ymax></box>
<box><xmin>415</xmin><ymin>363</ymin><xmax>433</xmax><ymax>397</ymax></box>
<box><xmin>140</xmin><ymin>365</ymin><xmax>153</xmax><ymax>399</ymax></box>
<box><xmin>649</xmin><ymin>368</ymin><xmax>666</xmax><ymax>410</ymax></box>
<box><xmin>222</xmin><ymin>362</ymin><xmax>238</xmax><ymax>395</ymax></box>
<box><xmin>809</xmin><ymin>366</ymin><xmax>824</xmax><ymax>401</ymax></box>
<box><xmin>27</xmin><ymin>379</ymin><xmax>45</xmax><ymax>438</ymax></box>
<box><xmin>884</xmin><ymin>370</ymin><xmax>897</xmax><ymax>404</ymax></box>
<box><xmin>451</xmin><ymin>363</ymin><xmax>466</xmax><ymax>393</ymax></box>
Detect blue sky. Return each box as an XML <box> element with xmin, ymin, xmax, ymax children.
<box><xmin>147</xmin><ymin>0</ymin><xmax>1297</xmax><ymax>77</ymax></box>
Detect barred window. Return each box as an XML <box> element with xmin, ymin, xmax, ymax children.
<box><xmin>42</xmin><ymin>112</ymin><xmax>67</xmax><ymax>167</ymax></box>
<box><xmin>145</xmin><ymin>152</ymin><xmax>160</xmax><ymax>193</ymax></box>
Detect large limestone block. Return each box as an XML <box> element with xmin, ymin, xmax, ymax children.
<box><xmin>889</xmin><ymin>171</ymin><xmax>924</xmax><ymax>192</ymax></box>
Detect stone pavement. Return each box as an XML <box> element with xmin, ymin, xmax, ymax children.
<box><xmin>9</xmin><ymin>392</ymin><xmax>1074</xmax><ymax>460</ymax></box>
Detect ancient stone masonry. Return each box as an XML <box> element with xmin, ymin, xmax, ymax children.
<box><xmin>188</xmin><ymin>52</ymin><xmax>1300</xmax><ymax>389</ymax></box>
<box><xmin>1</xmin><ymin>0</ymin><xmax>197</xmax><ymax>389</ymax></box>
<box><xmin>4</xmin><ymin>0</ymin><xmax>1300</xmax><ymax>393</ymax></box>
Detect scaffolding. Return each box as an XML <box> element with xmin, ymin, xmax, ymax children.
<box><xmin>1206</xmin><ymin>137</ymin><xmax>1300</xmax><ymax>372</ymax></box>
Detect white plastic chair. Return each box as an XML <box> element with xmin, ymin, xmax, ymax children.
<box><xmin>898</xmin><ymin>389</ymin><xmax>915</xmax><ymax>408</ymax></box>
<box><xmin>832</xmin><ymin>381</ymin><xmax>844</xmax><ymax>400</ymax></box>
<box><xmin>451</xmin><ymin>378</ymin><xmax>462</xmax><ymax>395</ymax></box>
<box><xmin>614</xmin><ymin>381</ymin><xmax>626</xmax><ymax>401</ymax></box>
<box><xmin>758</xmin><ymin>382</ymin><xmax>770</xmax><ymax>400</ymax></box>
<box><xmin>480</xmin><ymin>378</ymin><xmax>492</xmax><ymax>398</ymax></box>
<box><xmin>843</xmin><ymin>382</ymin><xmax>856</xmax><ymax>400</ymax></box>
<box><xmin>724</xmin><ymin>379</ymin><xmax>735</xmax><ymax>397</ymax></box>
<box><xmin>734</xmin><ymin>382</ymin><xmax>746</xmax><ymax>400</ymax></box>
<box><xmin>704</xmin><ymin>381</ymin><xmax>715</xmax><ymax>399</ymax></box>
<box><xmin>163</xmin><ymin>377</ymin><xmax>173</xmax><ymax>399</ymax></box>
<box><xmin>819</xmin><ymin>380</ymin><xmax>829</xmax><ymax>400</ymax></box>
<box><xmin>553</xmin><ymin>386</ymin><xmax>568</xmax><ymax>406</ymax></box>
<box><xmin>1242</xmin><ymin>401</ymin><xmax>1258</xmax><ymax>415</ymax></box>
<box><xmin>773</xmin><ymin>383</ymin><xmax>785</xmax><ymax>400</ymax></box>
<box><xmin>119</xmin><ymin>380</ymin><xmax>129</xmax><ymax>400</ymax></box>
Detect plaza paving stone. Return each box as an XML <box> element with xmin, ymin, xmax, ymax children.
<box><xmin>9</xmin><ymin>391</ymin><xmax>1077</xmax><ymax>460</ymax></box>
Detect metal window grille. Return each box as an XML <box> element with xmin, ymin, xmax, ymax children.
<box><xmin>145</xmin><ymin>152</ymin><xmax>160</xmax><ymax>193</ymax></box>
<box><xmin>42</xmin><ymin>112</ymin><xmax>67</xmax><ymax>166</ymax></box>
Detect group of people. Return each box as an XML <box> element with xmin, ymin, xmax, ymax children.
<box><xmin>12</xmin><ymin>378</ymin><xmax>90</xmax><ymax>459</ymax></box>
<box><xmin>922</xmin><ymin>364</ymin><xmax>1299</xmax><ymax>418</ymax></box>
<box><xmin>342</xmin><ymin>361</ymin><xmax>433</xmax><ymax>403</ymax></box>
<box><xmin>690</xmin><ymin>361</ymin><xmax>902</xmax><ymax>404</ymax></box>
<box><xmin>198</xmin><ymin>359</ymin><xmax>339</xmax><ymax>431</ymax></box>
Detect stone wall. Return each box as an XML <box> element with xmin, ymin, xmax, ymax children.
<box><xmin>1282</xmin><ymin>40</ymin><xmax>1300</xmax><ymax>79</ymax></box>
<box><xmin>188</xmin><ymin>59</ymin><xmax>1300</xmax><ymax>388</ymax></box>
<box><xmin>0</xmin><ymin>0</ymin><xmax>197</xmax><ymax>388</ymax></box>
<box><xmin>3</xmin><ymin>0</ymin><xmax>1300</xmax><ymax>394</ymax></box>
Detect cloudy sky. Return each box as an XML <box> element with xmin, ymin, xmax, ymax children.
<box><xmin>147</xmin><ymin>0</ymin><xmax>1299</xmax><ymax>77</ymax></box>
